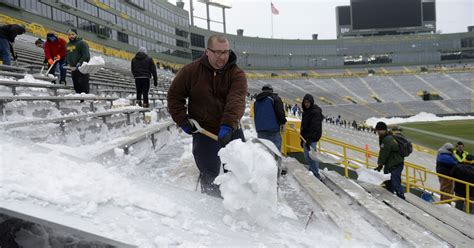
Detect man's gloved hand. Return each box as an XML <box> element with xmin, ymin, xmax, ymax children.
<box><xmin>218</xmin><ymin>125</ymin><xmax>233</xmax><ymax>147</ymax></box>
<box><xmin>55</xmin><ymin>55</ymin><xmax>61</xmax><ymax>61</ymax></box>
<box><xmin>181</xmin><ymin>122</ymin><xmax>197</xmax><ymax>135</ymax></box>
<box><xmin>374</xmin><ymin>165</ymin><xmax>383</xmax><ymax>172</ymax></box>
<box><xmin>48</xmin><ymin>59</ymin><xmax>54</xmax><ymax>65</ymax></box>
<box><xmin>154</xmin><ymin>80</ymin><xmax>158</xmax><ymax>87</ymax></box>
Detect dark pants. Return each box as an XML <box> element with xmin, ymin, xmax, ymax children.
<box><xmin>71</xmin><ymin>70</ymin><xmax>89</xmax><ymax>94</ymax></box>
<box><xmin>390</xmin><ymin>164</ymin><xmax>405</xmax><ymax>199</ymax></box>
<box><xmin>193</xmin><ymin>128</ymin><xmax>245</xmax><ymax>197</ymax></box>
<box><xmin>0</xmin><ymin>38</ymin><xmax>10</xmax><ymax>65</ymax></box>
<box><xmin>49</xmin><ymin>57</ymin><xmax>67</xmax><ymax>83</ymax></box>
<box><xmin>135</xmin><ymin>78</ymin><xmax>150</xmax><ymax>105</ymax></box>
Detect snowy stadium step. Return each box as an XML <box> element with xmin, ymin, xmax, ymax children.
<box><xmin>284</xmin><ymin>161</ymin><xmax>394</xmax><ymax>246</ymax></box>
<box><xmin>358</xmin><ymin>181</ymin><xmax>472</xmax><ymax>247</ymax></box>
<box><xmin>0</xmin><ymin>95</ymin><xmax>118</xmax><ymax>115</ymax></box>
<box><xmin>404</xmin><ymin>193</ymin><xmax>474</xmax><ymax>239</ymax></box>
<box><xmin>92</xmin><ymin>120</ymin><xmax>175</xmax><ymax>161</ymax></box>
<box><xmin>0</xmin><ymin>107</ymin><xmax>155</xmax><ymax>130</ymax></box>
<box><xmin>0</xmin><ymin>205</ymin><xmax>136</xmax><ymax>248</ymax></box>
<box><xmin>0</xmin><ymin>63</ymin><xmax>29</xmax><ymax>72</ymax></box>
<box><xmin>0</xmin><ymin>80</ymin><xmax>73</xmax><ymax>96</ymax></box>
<box><xmin>321</xmin><ymin>170</ymin><xmax>448</xmax><ymax>247</ymax></box>
<box><xmin>0</xmin><ymin>70</ymin><xmax>55</xmax><ymax>82</ymax></box>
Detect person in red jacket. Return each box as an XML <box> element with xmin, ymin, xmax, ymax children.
<box><xmin>44</xmin><ymin>32</ymin><xmax>67</xmax><ymax>84</ymax></box>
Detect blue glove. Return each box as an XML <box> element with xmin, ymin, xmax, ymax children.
<box><xmin>218</xmin><ymin>125</ymin><xmax>233</xmax><ymax>147</ymax></box>
<box><xmin>181</xmin><ymin>122</ymin><xmax>197</xmax><ymax>135</ymax></box>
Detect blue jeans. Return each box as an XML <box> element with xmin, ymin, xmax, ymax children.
<box><xmin>0</xmin><ymin>39</ymin><xmax>11</xmax><ymax>65</ymax></box>
<box><xmin>304</xmin><ymin>142</ymin><xmax>320</xmax><ymax>178</ymax></box>
<box><xmin>49</xmin><ymin>57</ymin><xmax>67</xmax><ymax>82</ymax></box>
<box><xmin>257</xmin><ymin>131</ymin><xmax>282</xmax><ymax>151</ymax></box>
<box><xmin>390</xmin><ymin>164</ymin><xmax>405</xmax><ymax>199</ymax></box>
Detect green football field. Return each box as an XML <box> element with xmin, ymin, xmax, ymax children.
<box><xmin>399</xmin><ymin>120</ymin><xmax>474</xmax><ymax>153</ymax></box>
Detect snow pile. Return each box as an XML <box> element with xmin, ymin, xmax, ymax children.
<box><xmin>112</xmin><ymin>97</ymin><xmax>131</xmax><ymax>107</ymax></box>
<box><xmin>216</xmin><ymin>139</ymin><xmax>278</xmax><ymax>227</ymax></box>
<box><xmin>356</xmin><ymin>166</ymin><xmax>390</xmax><ymax>185</ymax></box>
<box><xmin>0</xmin><ymin>135</ymin><xmax>180</xmax><ymax>218</ymax></box>
<box><xmin>64</xmin><ymin>92</ymin><xmax>97</xmax><ymax>98</ymax></box>
<box><xmin>366</xmin><ymin>112</ymin><xmax>474</xmax><ymax>127</ymax></box>
<box><xmin>18</xmin><ymin>74</ymin><xmax>52</xmax><ymax>84</ymax></box>
<box><xmin>79</xmin><ymin>56</ymin><xmax>105</xmax><ymax>74</ymax></box>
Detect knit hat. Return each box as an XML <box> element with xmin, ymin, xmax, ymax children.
<box><xmin>457</xmin><ymin>141</ymin><xmax>464</xmax><ymax>146</ymax></box>
<box><xmin>138</xmin><ymin>46</ymin><xmax>147</xmax><ymax>54</ymax></box>
<box><xmin>67</xmin><ymin>28</ymin><xmax>78</xmax><ymax>35</ymax></box>
<box><xmin>261</xmin><ymin>84</ymin><xmax>273</xmax><ymax>92</ymax></box>
<box><xmin>374</xmin><ymin>121</ymin><xmax>387</xmax><ymax>131</ymax></box>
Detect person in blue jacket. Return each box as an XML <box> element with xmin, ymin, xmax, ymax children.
<box><xmin>436</xmin><ymin>143</ymin><xmax>458</xmax><ymax>202</ymax></box>
<box><xmin>254</xmin><ymin>84</ymin><xmax>287</xmax><ymax>150</ymax></box>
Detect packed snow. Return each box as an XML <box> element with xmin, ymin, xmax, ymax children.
<box><xmin>0</xmin><ymin>130</ymin><xmax>389</xmax><ymax>247</ymax></box>
<box><xmin>78</xmin><ymin>56</ymin><xmax>105</xmax><ymax>74</ymax></box>
<box><xmin>366</xmin><ymin>112</ymin><xmax>474</xmax><ymax>127</ymax></box>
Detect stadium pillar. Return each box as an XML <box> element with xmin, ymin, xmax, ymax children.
<box><xmin>222</xmin><ymin>8</ymin><xmax>226</xmax><ymax>33</ymax></box>
<box><xmin>206</xmin><ymin>3</ymin><xmax>210</xmax><ymax>30</ymax></box>
<box><xmin>189</xmin><ymin>0</ymin><xmax>194</xmax><ymax>26</ymax></box>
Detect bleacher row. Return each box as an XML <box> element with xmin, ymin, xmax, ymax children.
<box><xmin>0</xmin><ymin>37</ymin><xmax>174</xmax><ymax>138</ymax></box>
<box><xmin>249</xmin><ymin>70</ymin><xmax>474</xmax><ymax>121</ymax></box>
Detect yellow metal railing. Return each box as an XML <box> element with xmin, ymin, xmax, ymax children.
<box><xmin>283</xmin><ymin>125</ymin><xmax>473</xmax><ymax>213</ymax></box>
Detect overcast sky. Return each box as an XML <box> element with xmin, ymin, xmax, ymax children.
<box><xmin>169</xmin><ymin>0</ymin><xmax>474</xmax><ymax>40</ymax></box>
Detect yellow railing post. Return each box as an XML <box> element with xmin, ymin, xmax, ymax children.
<box><xmin>405</xmin><ymin>164</ymin><xmax>410</xmax><ymax>193</ymax></box>
<box><xmin>343</xmin><ymin>146</ymin><xmax>348</xmax><ymax>177</ymax></box>
<box><xmin>466</xmin><ymin>185</ymin><xmax>471</xmax><ymax>214</ymax></box>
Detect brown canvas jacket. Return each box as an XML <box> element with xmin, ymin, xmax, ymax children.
<box><xmin>167</xmin><ymin>51</ymin><xmax>247</xmax><ymax>134</ymax></box>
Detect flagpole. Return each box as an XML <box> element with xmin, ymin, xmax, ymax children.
<box><xmin>271</xmin><ymin>2</ymin><xmax>274</xmax><ymax>38</ymax></box>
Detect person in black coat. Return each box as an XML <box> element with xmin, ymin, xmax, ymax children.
<box><xmin>452</xmin><ymin>154</ymin><xmax>474</xmax><ymax>213</ymax></box>
<box><xmin>131</xmin><ymin>47</ymin><xmax>158</xmax><ymax>108</ymax></box>
<box><xmin>300</xmin><ymin>94</ymin><xmax>323</xmax><ymax>179</ymax></box>
<box><xmin>0</xmin><ymin>24</ymin><xmax>25</xmax><ymax>65</ymax></box>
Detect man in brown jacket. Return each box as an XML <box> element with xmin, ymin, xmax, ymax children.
<box><xmin>167</xmin><ymin>34</ymin><xmax>247</xmax><ymax>197</ymax></box>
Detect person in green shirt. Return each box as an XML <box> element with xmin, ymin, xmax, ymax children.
<box><xmin>66</xmin><ymin>28</ymin><xmax>90</xmax><ymax>94</ymax></box>
<box><xmin>374</xmin><ymin>121</ymin><xmax>405</xmax><ymax>199</ymax></box>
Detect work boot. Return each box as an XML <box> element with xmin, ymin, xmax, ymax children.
<box><xmin>143</xmin><ymin>103</ymin><xmax>149</xmax><ymax>108</ymax></box>
<box><xmin>51</xmin><ymin>80</ymin><xmax>56</xmax><ymax>84</ymax></box>
<box><xmin>136</xmin><ymin>100</ymin><xmax>142</xmax><ymax>107</ymax></box>
<box><xmin>59</xmin><ymin>80</ymin><xmax>66</xmax><ymax>85</ymax></box>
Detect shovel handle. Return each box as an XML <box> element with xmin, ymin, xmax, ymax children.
<box><xmin>45</xmin><ymin>59</ymin><xmax>59</xmax><ymax>75</ymax></box>
<box><xmin>201</xmin><ymin>129</ymin><xmax>218</xmax><ymax>141</ymax></box>
<box><xmin>188</xmin><ymin>119</ymin><xmax>218</xmax><ymax>141</ymax></box>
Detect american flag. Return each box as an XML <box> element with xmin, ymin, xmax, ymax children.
<box><xmin>271</xmin><ymin>2</ymin><xmax>279</xmax><ymax>15</ymax></box>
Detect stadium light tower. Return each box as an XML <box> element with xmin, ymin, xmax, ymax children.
<box><xmin>194</xmin><ymin>0</ymin><xmax>232</xmax><ymax>33</ymax></box>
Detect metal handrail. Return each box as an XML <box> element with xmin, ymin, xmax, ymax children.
<box><xmin>284</xmin><ymin>128</ymin><xmax>473</xmax><ymax>213</ymax></box>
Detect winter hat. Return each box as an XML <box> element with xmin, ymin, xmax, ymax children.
<box><xmin>261</xmin><ymin>84</ymin><xmax>273</xmax><ymax>92</ymax></box>
<box><xmin>457</xmin><ymin>141</ymin><xmax>464</xmax><ymax>146</ymax></box>
<box><xmin>374</xmin><ymin>121</ymin><xmax>387</xmax><ymax>131</ymax></box>
<box><xmin>46</xmin><ymin>33</ymin><xmax>56</xmax><ymax>41</ymax></box>
<box><xmin>67</xmin><ymin>28</ymin><xmax>78</xmax><ymax>35</ymax></box>
<box><xmin>138</xmin><ymin>46</ymin><xmax>147</xmax><ymax>54</ymax></box>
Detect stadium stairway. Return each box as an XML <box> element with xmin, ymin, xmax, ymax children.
<box><xmin>285</xmin><ymin>159</ymin><xmax>473</xmax><ymax>247</ymax></box>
